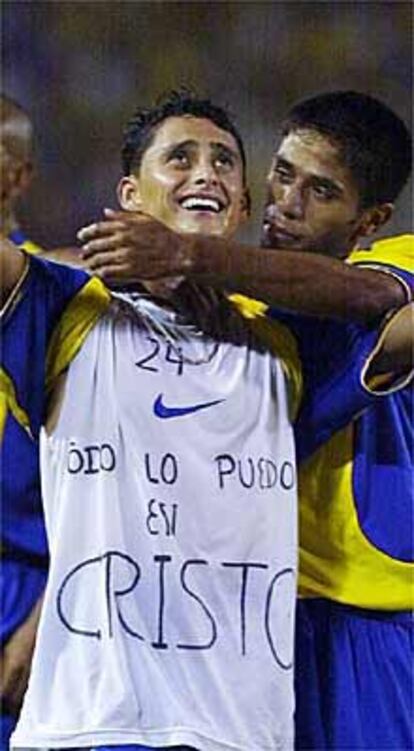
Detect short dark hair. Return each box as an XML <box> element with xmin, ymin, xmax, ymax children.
<box><xmin>281</xmin><ymin>91</ymin><xmax>412</xmax><ymax>208</ymax></box>
<box><xmin>121</xmin><ymin>89</ymin><xmax>247</xmax><ymax>181</ymax></box>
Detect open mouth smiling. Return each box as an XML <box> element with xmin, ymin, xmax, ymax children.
<box><xmin>179</xmin><ymin>195</ymin><xmax>225</xmax><ymax>213</ymax></box>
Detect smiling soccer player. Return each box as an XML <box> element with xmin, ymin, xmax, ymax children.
<box><xmin>77</xmin><ymin>90</ymin><xmax>413</xmax><ymax>751</ymax></box>
<box><xmin>11</xmin><ymin>91</ymin><xmax>301</xmax><ymax>751</ymax></box>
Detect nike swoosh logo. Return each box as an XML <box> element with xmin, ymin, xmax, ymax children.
<box><xmin>153</xmin><ymin>393</ymin><xmax>225</xmax><ymax>419</ymax></box>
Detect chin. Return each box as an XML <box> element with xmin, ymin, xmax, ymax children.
<box><xmin>185</xmin><ymin>219</ymin><xmax>225</xmax><ymax>237</ymax></box>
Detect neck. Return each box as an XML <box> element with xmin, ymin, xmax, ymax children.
<box><xmin>0</xmin><ymin>207</ymin><xmax>19</xmax><ymax>238</ymax></box>
<box><xmin>143</xmin><ymin>277</ymin><xmax>185</xmax><ymax>305</ymax></box>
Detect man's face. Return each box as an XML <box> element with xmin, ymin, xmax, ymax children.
<box><xmin>120</xmin><ymin>115</ymin><xmax>248</xmax><ymax>238</ymax></box>
<box><xmin>0</xmin><ymin>142</ymin><xmax>19</xmax><ymax>211</ymax></box>
<box><xmin>0</xmin><ymin>136</ymin><xmax>33</xmax><ymax>228</ymax></box>
<box><xmin>261</xmin><ymin>128</ymin><xmax>368</xmax><ymax>258</ymax></box>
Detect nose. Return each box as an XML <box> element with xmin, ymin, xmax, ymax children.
<box><xmin>191</xmin><ymin>156</ymin><xmax>219</xmax><ymax>187</ymax></box>
<box><xmin>276</xmin><ymin>183</ymin><xmax>305</xmax><ymax>221</ymax></box>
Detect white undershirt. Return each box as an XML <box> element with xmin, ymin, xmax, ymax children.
<box><xmin>12</xmin><ymin>297</ymin><xmax>298</xmax><ymax>751</ymax></box>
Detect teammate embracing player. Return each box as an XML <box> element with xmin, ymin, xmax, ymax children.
<box><xmin>78</xmin><ymin>90</ymin><xmax>413</xmax><ymax>750</ymax></box>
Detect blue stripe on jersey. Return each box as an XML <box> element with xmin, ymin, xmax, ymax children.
<box><xmin>1</xmin><ymin>255</ymin><xmax>90</xmax><ymax>435</ymax></box>
<box><xmin>8</xmin><ymin>228</ymin><xmax>42</xmax><ymax>255</ymax></box>
<box><xmin>1</xmin><ymin>413</ymin><xmax>47</xmax><ymax>560</ymax></box>
<box><xmin>269</xmin><ymin>254</ymin><xmax>413</xmax><ymax>582</ymax></box>
<box><xmin>352</xmin><ymin>387</ymin><xmax>413</xmax><ymax>562</ymax></box>
<box><xmin>347</xmin><ymin>250</ymin><xmax>414</xmax><ymax>561</ymax></box>
<box><xmin>266</xmin><ymin>310</ymin><xmax>380</xmax><ymax>461</ymax></box>
<box><xmin>0</xmin><ymin>559</ymin><xmax>47</xmax><ymax>645</ymax></box>
<box><xmin>1</xmin><ymin>256</ymin><xmax>90</xmax><ymax>562</ymax></box>
<box><xmin>8</xmin><ymin>228</ymin><xmax>30</xmax><ymax>246</ymax></box>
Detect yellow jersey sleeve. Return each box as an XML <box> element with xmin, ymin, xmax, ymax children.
<box><xmin>348</xmin><ymin>234</ymin><xmax>414</xmax><ymax>274</ymax></box>
<box><xmin>0</xmin><ymin>367</ymin><xmax>32</xmax><ymax>441</ymax></box>
<box><xmin>46</xmin><ymin>277</ymin><xmax>111</xmax><ymax>390</ymax></box>
<box><xmin>21</xmin><ymin>239</ymin><xmax>43</xmax><ymax>255</ymax></box>
<box><xmin>229</xmin><ymin>293</ymin><xmax>303</xmax><ymax>421</ymax></box>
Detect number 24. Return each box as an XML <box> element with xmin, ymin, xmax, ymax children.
<box><xmin>136</xmin><ymin>337</ymin><xmax>184</xmax><ymax>376</ymax></box>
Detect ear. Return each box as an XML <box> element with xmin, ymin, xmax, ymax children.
<box><xmin>17</xmin><ymin>161</ymin><xmax>34</xmax><ymax>194</ymax></box>
<box><xmin>116</xmin><ymin>175</ymin><xmax>143</xmax><ymax>212</ymax></box>
<box><xmin>357</xmin><ymin>203</ymin><xmax>394</xmax><ymax>239</ymax></box>
<box><xmin>240</xmin><ymin>187</ymin><xmax>251</xmax><ymax>222</ymax></box>
<box><xmin>7</xmin><ymin>161</ymin><xmax>34</xmax><ymax>200</ymax></box>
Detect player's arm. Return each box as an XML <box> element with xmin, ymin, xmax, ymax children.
<box><xmin>0</xmin><ymin>237</ymin><xmax>26</xmax><ymax>308</ymax></box>
<box><xmin>293</xmin><ymin>302</ymin><xmax>413</xmax><ymax>462</ymax></box>
<box><xmin>0</xmin><ymin>595</ymin><xmax>43</xmax><ymax>716</ymax></box>
<box><xmin>78</xmin><ymin>211</ymin><xmax>408</xmax><ymax>325</ymax></box>
<box><xmin>363</xmin><ymin>302</ymin><xmax>413</xmax><ymax>390</ymax></box>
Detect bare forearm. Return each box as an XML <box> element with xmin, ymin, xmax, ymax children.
<box><xmin>188</xmin><ymin>235</ymin><xmax>408</xmax><ymax>324</ymax></box>
<box><xmin>1</xmin><ymin>595</ymin><xmax>44</xmax><ymax>715</ymax></box>
<box><xmin>78</xmin><ymin>212</ymin><xmax>409</xmax><ymax>324</ymax></box>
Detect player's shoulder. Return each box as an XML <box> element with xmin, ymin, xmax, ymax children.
<box><xmin>26</xmin><ymin>252</ymin><xmax>90</xmax><ymax>298</ymax></box>
<box><xmin>227</xmin><ymin>293</ymin><xmax>268</xmax><ymax>319</ymax></box>
<box><xmin>348</xmin><ymin>234</ymin><xmax>413</xmax><ymax>273</ymax></box>
<box><xmin>3</xmin><ymin>253</ymin><xmax>107</xmax><ymax>334</ymax></box>
<box><xmin>229</xmin><ymin>293</ymin><xmax>303</xmax><ymax>420</ymax></box>
<box><xmin>8</xmin><ymin>228</ymin><xmax>43</xmax><ymax>255</ymax></box>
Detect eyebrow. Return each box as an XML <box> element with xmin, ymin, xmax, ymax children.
<box><xmin>165</xmin><ymin>139</ymin><xmax>195</xmax><ymax>152</ymax></box>
<box><xmin>310</xmin><ymin>174</ymin><xmax>343</xmax><ymax>195</ymax></box>
<box><xmin>211</xmin><ymin>141</ymin><xmax>240</xmax><ymax>160</ymax></box>
<box><xmin>275</xmin><ymin>155</ymin><xmax>343</xmax><ymax>193</ymax></box>
<box><xmin>164</xmin><ymin>139</ymin><xmax>241</xmax><ymax>160</ymax></box>
<box><xmin>274</xmin><ymin>156</ymin><xmax>293</xmax><ymax>170</ymax></box>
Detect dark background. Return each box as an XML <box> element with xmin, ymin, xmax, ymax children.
<box><xmin>3</xmin><ymin>0</ymin><xmax>412</xmax><ymax>247</ymax></box>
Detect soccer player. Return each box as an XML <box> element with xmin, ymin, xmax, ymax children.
<box><xmin>79</xmin><ymin>90</ymin><xmax>413</xmax><ymax>750</ymax></box>
<box><xmin>272</xmin><ymin>92</ymin><xmax>413</xmax><ymax>751</ymax></box>
<box><xmin>0</xmin><ymin>240</ymin><xmax>108</xmax><ymax>749</ymax></box>
<box><xmin>10</xmin><ymin>91</ymin><xmax>300</xmax><ymax>751</ymax></box>
<box><xmin>10</xmin><ymin>90</ymin><xmax>403</xmax><ymax>751</ymax></box>
<box><xmin>0</xmin><ymin>94</ymin><xmax>82</xmax><ymax>264</ymax></box>
<box><xmin>1</xmin><ymin>94</ymin><xmax>42</xmax><ymax>254</ymax></box>
<box><xmin>0</xmin><ymin>95</ymin><xmax>96</xmax><ymax>749</ymax></box>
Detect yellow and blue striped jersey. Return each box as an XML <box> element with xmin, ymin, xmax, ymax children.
<box><xmin>1</xmin><ymin>253</ymin><xmax>110</xmax><ymax>642</ymax></box>
<box><xmin>295</xmin><ymin>235</ymin><xmax>413</xmax><ymax>609</ymax></box>
<box><xmin>230</xmin><ymin>293</ymin><xmax>302</xmax><ymax>421</ymax></box>
<box><xmin>8</xmin><ymin>227</ymin><xmax>43</xmax><ymax>255</ymax></box>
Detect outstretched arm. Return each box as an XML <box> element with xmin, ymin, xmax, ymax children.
<box><xmin>79</xmin><ymin>210</ymin><xmax>409</xmax><ymax>325</ymax></box>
